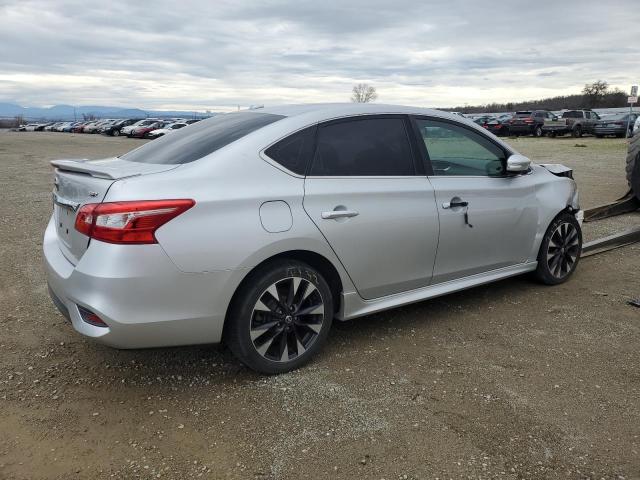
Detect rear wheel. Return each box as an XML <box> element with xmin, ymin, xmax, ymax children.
<box><xmin>225</xmin><ymin>260</ymin><xmax>333</xmax><ymax>374</ymax></box>
<box><xmin>112</xmin><ymin>129</ymin><xmax>120</xmax><ymax>137</ymax></box>
<box><xmin>535</xmin><ymin>213</ymin><xmax>582</xmax><ymax>285</ymax></box>
<box><xmin>534</xmin><ymin>125</ymin><xmax>543</xmax><ymax>137</ymax></box>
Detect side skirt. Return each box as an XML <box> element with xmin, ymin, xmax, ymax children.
<box><xmin>338</xmin><ymin>262</ymin><xmax>538</xmax><ymax>320</ymax></box>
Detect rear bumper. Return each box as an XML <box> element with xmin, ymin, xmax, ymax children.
<box><xmin>508</xmin><ymin>125</ymin><xmax>535</xmax><ymax>134</ymax></box>
<box><xmin>43</xmin><ymin>216</ymin><xmax>233</xmax><ymax>349</ymax></box>
<box><xmin>594</xmin><ymin>127</ymin><xmax>626</xmax><ymax>135</ymax></box>
<box><xmin>542</xmin><ymin>125</ymin><xmax>569</xmax><ymax>133</ymax></box>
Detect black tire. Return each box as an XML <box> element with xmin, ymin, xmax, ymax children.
<box><xmin>534</xmin><ymin>125</ymin><xmax>543</xmax><ymax>137</ymax></box>
<box><xmin>627</xmin><ymin>132</ymin><xmax>640</xmax><ymax>200</ymax></box>
<box><xmin>535</xmin><ymin>212</ymin><xmax>582</xmax><ymax>285</ymax></box>
<box><xmin>572</xmin><ymin>126</ymin><xmax>582</xmax><ymax>138</ymax></box>
<box><xmin>112</xmin><ymin>129</ymin><xmax>120</xmax><ymax>137</ymax></box>
<box><xmin>224</xmin><ymin>260</ymin><xmax>334</xmax><ymax>374</ymax></box>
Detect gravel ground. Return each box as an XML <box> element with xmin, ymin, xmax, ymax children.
<box><xmin>1</xmin><ymin>132</ymin><xmax>639</xmax><ymax>480</ymax></box>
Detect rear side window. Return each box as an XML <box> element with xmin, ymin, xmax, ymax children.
<box><xmin>310</xmin><ymin>117</ymin><xmax>414</xmax><ymax>176</ymax></box>
<box><xmin>264</xmin><ymin>126</ymin><xmax>316</xmax><ymax>175</ymax></box>
<box><xmin>121</xmin><ymin>112</ymin><xmax>284</xmax><ymax>164</ymax></box>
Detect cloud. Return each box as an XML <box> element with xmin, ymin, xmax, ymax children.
<box><xmin>0</xmin><ymin>0</ymin><xmax>638</xmax><ymax>110</ymax></box>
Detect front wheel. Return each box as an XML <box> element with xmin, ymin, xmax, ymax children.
<box><xmin>535</xmin><ymin>213</ymin><xmax>582</xmax><ymax>285</ymax></box>
<box><xmin>112</xmin><ymin>129</ymin><xmax>120</xmax><ymax>137</ymax></box>
<box><xmin>572</xmin><ymin>126</ymin><xmax>582</xmax><ymax>138</ymax></box>
<box><xmin>224</xmin><ymin>260</ymin><xmax>333</xmax><ymax>374</ymax></box>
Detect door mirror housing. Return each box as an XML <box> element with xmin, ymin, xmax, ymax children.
<box><xmin>506</xmin><ymin>154</ymin><xmax>531</xmax><ymax>173</ymax></box>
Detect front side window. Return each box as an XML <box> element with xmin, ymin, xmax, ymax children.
<box><xmin>121</xmin><ymin>112</ymin><xmax>284</xmax><ymax>164</ymax></box>
<box><xmin>413</xmin><ymin>118</ymin><xmax>506</xmax><ymax>177</ymax></box>
<box><xmin>309</xmin><ymin>117</ymin><xmax>414</xmax><ymax>176</ymax></box>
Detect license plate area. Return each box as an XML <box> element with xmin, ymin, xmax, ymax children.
<box><xmin>54</xmin><ymin>203</ymin><xmax>75</xmax><ymax>249</ymax></box>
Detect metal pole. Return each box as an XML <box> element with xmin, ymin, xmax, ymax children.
<box><xmin>627</xmin><ymin>102</ymin><xmax>633</xmax><ymax>138</ymax></box>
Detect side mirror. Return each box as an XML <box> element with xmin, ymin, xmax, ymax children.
<box><xmin>506</xmin><ymin>154</ymin><xmax>531</xmax><ymax>173</ymax></box>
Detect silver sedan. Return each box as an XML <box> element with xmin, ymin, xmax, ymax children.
<box><xmin>44</xmin><ymin>104</ymin><xmax>583</xmax><ymax>373</ymax></box>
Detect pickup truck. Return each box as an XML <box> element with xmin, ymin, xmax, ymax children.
<box><xmin>542</xmin><ymin>110</ymin><xmax>600</xmax><ymax>137</ymax></box>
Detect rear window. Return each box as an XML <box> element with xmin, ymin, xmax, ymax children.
<box><xmin>515</xmin><ymin>111</ymin><xmax>532</xmax><ymax>117</ymax></box>
<box><xmin>121</xmin><ymin>112</ymin><xmax>284</xmax><ymax>164</ymax></box>
<box><xmin>562</xmin><ymin>111</ymin><xmax>583</xmax><ymax>118</ymax></box>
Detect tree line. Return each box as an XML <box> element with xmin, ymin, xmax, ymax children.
<box><xmin>446</xmin><ymin>81</ymin><xmax>631</xmax><ymax>114</ymax></box>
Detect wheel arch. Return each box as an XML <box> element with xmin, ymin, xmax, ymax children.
<box><xmin>222</xmin><ymin>249</ymin><xmax>345</xmax><ymax>339</ymax></box>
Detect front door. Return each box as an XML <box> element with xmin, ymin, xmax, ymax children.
<box><xmin>303</xmin><ymin>115</ymin><xmax>440</xmax><ymax>300</ymax></box>
<box><xmin>411</xmin><ymin>117</ymin><xmax>539</xmax><ymax>284</ymax></box>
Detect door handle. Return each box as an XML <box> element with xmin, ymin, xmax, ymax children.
<box><xmin>442</xmin><ymin>200</ymin><xmax>468</xmax><ymax>209</ymax></box>
<box><xmin>321</xmin><ymin>210</ymin><xmax>359</xmax><ymax>220</ymax></box>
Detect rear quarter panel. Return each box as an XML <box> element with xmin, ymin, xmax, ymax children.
<box><xmin>103</xmin><ymin>142</ymin><xmax>356</xmax><ymax>293</ymax></box>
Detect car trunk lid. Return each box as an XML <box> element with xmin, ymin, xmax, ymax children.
<box><xmin>51</xmin><ymin>157</ymin><xmax>179</xmax><ymax>264</ymax></box>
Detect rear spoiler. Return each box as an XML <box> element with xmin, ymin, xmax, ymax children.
<box><xmin>50</xmin><ymin>159</ymin><xmax>121</xmax><ymax>180</ymax></box>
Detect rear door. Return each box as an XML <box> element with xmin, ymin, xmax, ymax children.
<box><xmin>303</xmin><ymin>115</ymin><xmax>440</xmax><ymax>300</ymax></box>
<box><xmin>411</xmin><ymin>116</ymin><xmax>539</xmax><ymax>284</ymax></box>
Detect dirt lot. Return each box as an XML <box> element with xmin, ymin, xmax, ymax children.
<box><xmin>1</xmin><ymin>132</ymin><xmax>639</xmax><ymax>480</ymax></box>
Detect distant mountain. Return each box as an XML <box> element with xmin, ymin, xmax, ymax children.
<box><xmin>0</xmin><ymin>103</ymin><xmax>215</xmax><ymax>120</ymax></box>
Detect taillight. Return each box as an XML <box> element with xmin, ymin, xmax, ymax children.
<box><xmin>524</xmin><ymin>118</ymin><xmax>534</xmax><ymax>123</ymax></box>
<box><xmin>75</xmin><ymin>199</ymin><xmax>195</xmax><ymax>244</ymax></box>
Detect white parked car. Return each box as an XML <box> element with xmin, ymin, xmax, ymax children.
<box><xmin>633</xmin><ymin>116</ymin><xmax>640</xmax><ymax>135</ymax></box>
<box><xmin>147</xmin><ymin>122</ymin><xmax>188</xmax><ymax>139</ymax></box>
<box><xmin>121</xmin><ymin>119</ymin><xmax>160</xmax><ymax>136</ymax></box>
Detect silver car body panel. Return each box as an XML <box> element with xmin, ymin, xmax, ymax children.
<box><xmin>43</xmin><ymin>103</ymin><xmax>580</xmax><ymax>348</ymax></box>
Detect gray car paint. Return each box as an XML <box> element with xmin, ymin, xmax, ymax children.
<box><xmin>44</xmin><ymin>103</ymin><xmax>580</xmax><ymax>349</ymax></box>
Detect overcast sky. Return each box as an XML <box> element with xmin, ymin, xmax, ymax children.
<box><xmin>1</xmin><ymin>0</ymin><xmax>638</xmax><ymax>111</ymax></box>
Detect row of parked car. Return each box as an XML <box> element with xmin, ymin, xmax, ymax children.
<box><xmin>468</xmin><ymin>109</ymin><xmax>639</xmax><ymax>138</ymax></box>
<box><xmin>18</xmin><ymin>118</ymin><xmax>202</xmax><ymax>139</ymax></box>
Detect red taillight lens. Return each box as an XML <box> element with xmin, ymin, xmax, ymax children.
<box><xmin>75</xmin><ymin>199</ymin><xmax>195</xmax><ymax>244</ymax></box>
<box><xmin>524</xmin><ymin>118</ymin><xmax>534</xmax><ymax>123</ymax></box>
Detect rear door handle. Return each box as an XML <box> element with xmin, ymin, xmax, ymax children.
<box><xmin>442</xmin><ymin>200</ymin><xmax>468</xmax><ymax>209</ymax></box>
<box><xmin>321</xmin><ymin>210</ymin><xmax>359</xmax><ymax>220</ymax></box>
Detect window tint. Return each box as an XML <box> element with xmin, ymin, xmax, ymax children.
<box><xmin>310</xmin><ymin>117</ymin><xmax>414</xmax><ymax>176</ymax></box>
<box><xmin>414</xmin><ymin>118</ymin><xmax>506</xmax><ymax>177</ymax></box>
<box><xmin>264</xmin><ymin>126</ymin><xmax>316</xmax><ymax>175</ymax></box>
<box><xmin>121</xmin><ymin>112</ymin><xmax>284</xmax><ymax>164</ymax></box>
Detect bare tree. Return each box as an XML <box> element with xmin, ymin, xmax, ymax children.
<box><xmin>582</xmin><ymin>80</ymin><xmax>609</xmax><ymax>108</ymax></box>
<box><xmin>351</xmin><ymin>83</ymin><xmax>378</xmax><ymax>103</ymax></box>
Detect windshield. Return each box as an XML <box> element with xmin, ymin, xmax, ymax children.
<box><xmin>121</xmin><ymin>112</ymin><xmax>284</xmax><ymax>164</ymax></box>
<box><xmin>562</xmin><ymin>111</ymin><xmax>583</xmax><ymax>118</ymax></box>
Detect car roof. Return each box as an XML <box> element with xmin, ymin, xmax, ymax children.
<box><xmin>258</xmin><ymin>103</ymin><xmax>461</xmax><ymax>122</ymax></box>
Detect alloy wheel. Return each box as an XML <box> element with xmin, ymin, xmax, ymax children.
<box><xmin>250</xmin><ymin>277</ymin><xmax>325</xmax><ymax>362</ymax></box>
<box><xmin>546</xmin><ymin>222</ymin><xmax>580</xmax><ymax>279</ymax></box>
